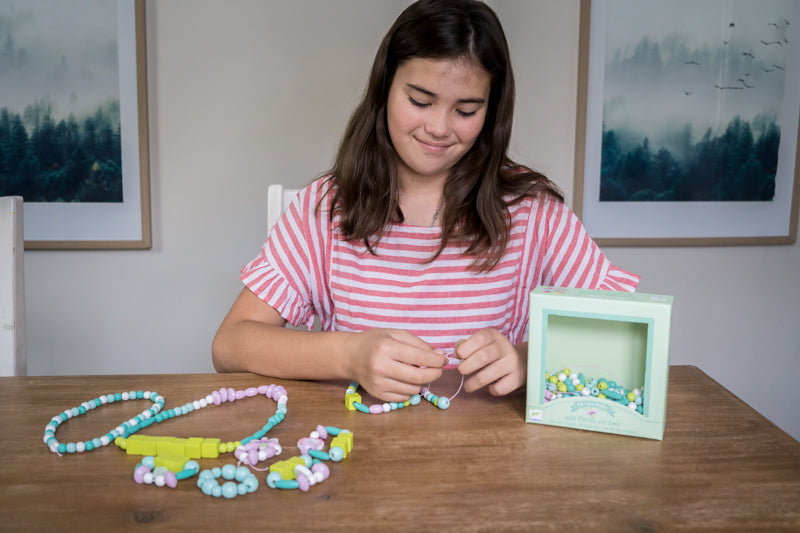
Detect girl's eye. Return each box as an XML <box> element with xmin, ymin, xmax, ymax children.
<box><xmin>408</xmin><ymin>96</ymin><xmax>430</xmax><ymax>108</ymax></box>
<box><xmin>456</xmin><ymin>109</ymin><xmax>478</xmax><ymax>118</ymax></box>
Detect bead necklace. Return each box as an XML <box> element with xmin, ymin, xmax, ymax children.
<box><xmin>345</xmin><ymin>374</ymin><xmax>463</xmax><ymax>414</ymax></box>
<box><xmin>44</xmin><ymin>384</ymin><xmax>288</xmax><ymax>456</ymax></box>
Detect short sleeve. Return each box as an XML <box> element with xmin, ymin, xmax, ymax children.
<box><xmin>539</xmin><ymin>201</ymin><xmax>639</xmax><ymax>292</ymax></box>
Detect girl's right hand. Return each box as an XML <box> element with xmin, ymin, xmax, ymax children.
<box><xmin>346</xmin><ymin>329</ymin><xmax>447</xmax><ymax>402</ymax></box>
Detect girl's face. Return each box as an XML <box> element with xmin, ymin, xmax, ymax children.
<box><xmin>386</xmin><ymin>56</ymin><xmax>491</xmax><ymax>188</ymax></box>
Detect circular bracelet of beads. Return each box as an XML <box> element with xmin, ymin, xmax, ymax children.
<box><xmin>266</xmin><ymin>425</ymin><xmax>351</xmax><ymax>492</ymax></box>
<box><xmin>43</xmin><ymin>390</ymin><xmax>165</xmax><ymax>455</ymax></box>
<box><xmin>234</xmin><ymin>437</ymin><xmax>282</xmax><ymax>467</ymax></box>
<box><xmin>133</xmin><ymin>456</ymin><xmax>200</xmax><ymax>488</ymax></box>
<box><xmin>544</xmin><ymin>368</ymin><xmax>644</xmax><ymax>414</ymax></box>
<box><xmin>197</xmin><ymin>464</ymin><xmax>260</xmax><ymax>498</ymax></box>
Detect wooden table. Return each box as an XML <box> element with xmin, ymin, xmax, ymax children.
<box><xmin>1</xmin><ymin>366</ymin><xmax>798</xmax><ymax>531</ymax></box>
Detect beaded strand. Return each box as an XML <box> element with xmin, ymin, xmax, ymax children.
<box><xmin>44</xmin><ymin>385</ymin><xmax>288</xmax><ymax>457</ymax></box>
<box><xmin>266</xmin><ymin>425</ymin><xmax>353</xmax><ymax>492</ymax></box>
<box><xmin>43</xmin><ymin>390</ymin><xmax>165</xmax><ymax>455</ymax></box>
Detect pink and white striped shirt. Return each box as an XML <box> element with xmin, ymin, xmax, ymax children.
<box><xmin>241</xmin><ymin>178</ymin><xmax>639</xmax><ymax>357</ymax></box>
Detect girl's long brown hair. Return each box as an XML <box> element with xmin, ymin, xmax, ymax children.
<box><xmin>325</xmin><ymin>0</ymin><xmax>564</xmax><ymax>271</ymax></box>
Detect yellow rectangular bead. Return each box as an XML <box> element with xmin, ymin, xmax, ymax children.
<box><xmin>201</xmin><ymin>438</ymin><xmax>221</xmax><ymax>458</ymax></box>
<box><xmin>345</xmin><ymin>393</ymin><xmax>362</xmax><ymax>411</ymax></box>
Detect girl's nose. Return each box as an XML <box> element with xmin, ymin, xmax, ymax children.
<box><xmin>424</xmin><ymin>108</ymin><xmax>450</xmax><ymax>138</ymax></box>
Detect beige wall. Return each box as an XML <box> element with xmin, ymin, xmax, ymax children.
<box><xmin>24</xmin><ymin>1</ymin><xmax>800</xmax><ymax>441</ymax></box>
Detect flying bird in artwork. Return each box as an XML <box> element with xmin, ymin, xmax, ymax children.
<box><xmin>742</xmin><ymin>51</ymin><xmax>756</xmax><ymax>59</ymax></box>
<box><xmin>773</xmin><ymin>64</ymin><xmax>785</xmax><ymax>71</ymax></box>
<box><xmin>715</xmin><ymin>84</ymin><xmax>744</xmax><ymax>90</ymax></box>
<box><xmin>761</xmin><ymin>40</ymin><xmax>783</xmax><ymax>46</ymax></box>
<box><xmin>685</xmin><ymin>60</ymin><xmax>700</xmax><ymax>65</ymax></box>
<box><xmin>737</xmin><ymin>78</ymin><xmax>755</xmax><ymax>88</ymax></box>
<box><xmin>683</xmin><ymin>90</ymin><xmax>693</xmax><ymax>95</ymax></box>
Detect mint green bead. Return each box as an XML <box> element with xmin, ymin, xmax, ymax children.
<box><xmin>275</xmin><ymin>479</ymin><xmax>300</xmax><ymax>490</ymax></box>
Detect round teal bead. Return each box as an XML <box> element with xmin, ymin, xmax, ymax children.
<box><xmin>221</xmin><ymin>481</ymin><xmax>238</xmax><ymax>499</ymax></box>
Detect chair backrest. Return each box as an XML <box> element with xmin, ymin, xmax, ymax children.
<box><xmin>0</xmin><ymin>196</ymin><xmax>26</xmax><ymax>376</ymax></box>
<box><xmin>267</xmin><ymin>184</ymin><xmax>300</xmax><ymax>232</ymax></box>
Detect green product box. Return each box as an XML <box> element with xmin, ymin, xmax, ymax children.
<box><xmin>525</xmin><ymin>287</ymin><xmax>673</xmax><ymax>440</ymax></box>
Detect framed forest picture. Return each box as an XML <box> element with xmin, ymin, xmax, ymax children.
<box><xmin>574</xmin><ymin>0</ymin><xmax>800</xmax><ymax>245</ymax></box>
<box><xmin>0</xmin><ymin>0</ymin><xmax>150</xmax><ymax>249</ymax></box>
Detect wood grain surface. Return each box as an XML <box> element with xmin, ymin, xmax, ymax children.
<box><xmin>1</xmin><ymin>366</ymin><xmax>798</xmax><ymax>531</ymax></box>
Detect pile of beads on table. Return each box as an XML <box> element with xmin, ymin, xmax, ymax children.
<box><xmin>544</xmin><ymin>368</ymin><xmax>644</xmax><ymax>414</ymax></box>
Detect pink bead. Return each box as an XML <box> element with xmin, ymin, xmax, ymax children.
<box><xmin>266</xmin><ymin>384</ymin><xmax>276</xmax><ymax>397</ymax></box>
<box><xmin>311</xmin><ymin>462</ymin><xmax>330</xmax><ymax>480</ymax></box>
<box><xmin>245</xmin><ymin>387</ymin><xmax>258</xmax><ymax>397</ymax></box>
<box><xmin>248</xmin><ymin>449</ymin><xmax>258</xmax><ymax>465</ymax></box>
<box><xmin>165</xmin><ymin>471</ymin><xmax>178</xmax><ymax>488</ymax></box>
<box><xmin>133</xmin><ymin>464</ymin><xmax>150</xmax><ymax>484</ymax></box>
<box><xmin>219</xmin><ymin>388</ymin><xmax>228</xmax><ymax>402</ymax></box>
<box><xmin>369</xmin><ymin>404</ymin><xmax>383</xmax><ymax>414</ymax></box>
<box><xmin>273</xmin><ymin>386</ymin><xmax>287</xmax><ymax>399</ymax></box>
<box><xmin>211</xmin><ymin>391</ymin><xmax>221</xmax><ymax>406</ymax></box>
<box><xmin>227</xmin><ymin>388</ymin><xmax>236</xmax><ymax>401</ymax></box>
<box><xmin>316</xmin><ymin>425</ymin><xmax>327</xmax><ymax>440</ymax></box>
<box><xmin>235</xmin><ymin>390</ymin><xmax>246</xmax><ymax>400</ymax></box>
<box><xmin>297</xmin><ymin>473</ymin><xmax>310</xmax><ymax>492</ymax></box>
<box><xmin>258</xmin><ymin>385</ymin><xmax>270</xmax><ymax>395</ymax></box>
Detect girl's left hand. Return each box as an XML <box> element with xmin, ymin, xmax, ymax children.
<box><xmin>454</xmin><ymin>328</ymin><xmax>527</xmax><ymax>396</ymax></box>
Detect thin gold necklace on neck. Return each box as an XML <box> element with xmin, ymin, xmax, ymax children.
<box><xmin>430</xmin><ymin>196</ymin><xmax>445</xmax><ymax>227</ymax></box>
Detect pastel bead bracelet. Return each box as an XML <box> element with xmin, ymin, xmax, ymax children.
<box><xmin>133</xmin><ymin>456</ymin><xmax>200</xmax><ymax>488</ymax></box>
<box><xmin>197</xmin><ymin>464</ymin><xmax>260</xmax><ymax>498</ymax></box>
<box><xmin>266</xmin><ymin>425</ymin><xmax>352</xmax><ymax>492</ymax></box>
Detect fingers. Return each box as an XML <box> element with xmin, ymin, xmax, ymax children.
<box><xmin>456</xmin><ymin>329</ymin><xmax>526</xmax><ymax>396</ymax></box>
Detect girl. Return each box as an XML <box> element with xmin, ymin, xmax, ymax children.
<box><xmin>212</xmin><ymin>0</ymin><xmax>639</xmax><ymax>404</ymax></box>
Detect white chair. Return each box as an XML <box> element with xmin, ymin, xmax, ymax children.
<box><xmin>267</xmin><ymin>184</ymin><xmax>300</xmax><ymax>232</ymax></box>
<box><xmin>0</xmin><ymin>196</ymin><xmax>26</xmax><ymax>376</ymax></box>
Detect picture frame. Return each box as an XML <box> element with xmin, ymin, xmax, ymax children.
<box><xmin>1</xmin><ymin>0</ymin><xmax>151</xmax><ymax>250</ymax></box>
<box><xmin>574</xmin><ymin>0</ymin><xmax>800</xmax><ymax>246</ymax></box>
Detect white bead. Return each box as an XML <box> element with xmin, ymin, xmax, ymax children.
<box><xmin>100</xmin><ymin>436</ymin><xmax>110</xmax><ymax>446</ymax></box>
<box><xmin>628</xmin><ymin>402</ymin><xmax>638</xmax><ymax>410</ymax></box>
<box><xmin>633</xmin><ymin>388</ymin><xmax>641</xmax><ymax>396</ymax></box>
<box><xmin>143</xmin><ymin>472</ymin><xmax>154</xmax><ymax>484</ymax></box>
<box><xmin>100</xmin><ymin>396</ymin><xmax>108</xmax><ymax>404</ymax></box>
<box><xmin>310</xmin><ymin>431</ymin><xmax>319</xmax><ymax>439</ymax></box>
<box><xmin>46</xmin><ymin>424</ymin><xmax>56</xmax><ymax>433</ymax></box>
<box><xmin>558</xmin><ymin>373</ymin><xmax>567</xmax><ymax>382</ymax></box>
<box><xmin>143</xmin><ymin>391</ymin><xmax>151</xmax><ymax>399</ymax></box>
<box><xmin>76</xmin><ymin>442</ymin><xmax>85</xmax><ymax>452</ymax></box>
<box><xmin>199</xmin><ymin>398</ymin><xmax>208</xmax><ymax>408</ymax></box>
<box><xmin>313</xmin><ymin>471</ymin><xmax>325</xmax><ymax>483</ymax></box>
<box><xmin>64</xmin><ymin>410</ymin><xmax>73</xmax><ymax>419</ymax></box>
<box><xmin>205</xmin><ymin>395</ymin><xmax>214</xmax><ymax>404</ymax></box>
<box><xmin>382</xmin><ymin>403</ymin><xmax>391</xmax><ymax>412</ymax></box>
<box><xmin>81</xmin><ymin>402</ymin><xmax>91</xmax><ymax>411</ymax></box>
<box><xmin>294</xmin><ymin>465</ymin><xmax>315</xmax><ymax>485</ymax></box>
<box><xmin>121</xmin><ymin>392</ymin><xmax>129</xmax><ymax>401</ymax></box>
<box><xmin>154</xmin><ymin>475</ymin><xmax>166</xmax><ymax>487</ymax></box>
<box><xmin>581</xmin><ymin>387</ymin><xmax>591</xmax><ymax>397</ymax></box>
<box><xmin>49</xmin><ymin>442</ymin><xmax>59</xmax><ymax>452</ymax></box>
